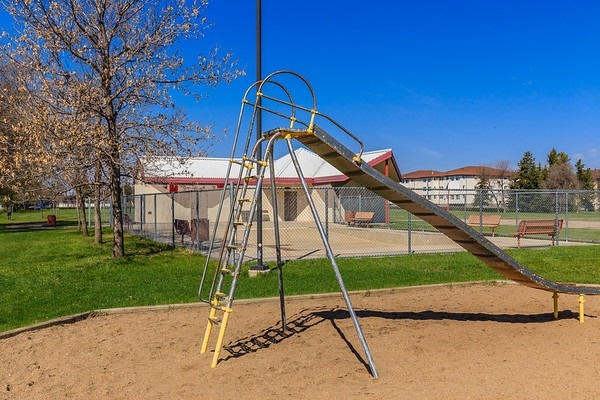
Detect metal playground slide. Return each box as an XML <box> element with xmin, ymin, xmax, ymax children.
<box><xmin>246</xmin><ymin>70</ymin><xmax>600</xmax><ymax>297</ymax></box>
<box><xmin>286</xmin><ymin>124</ymin><xmax>600</xmax><ymax>296</ymax></box>
<box><xmin>199</xmin><ymin>70</ymin><xmax>598</xmax><ymax>378</ymax></box>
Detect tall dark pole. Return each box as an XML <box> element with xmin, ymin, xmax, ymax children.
<box><xmin>253</xmin><ymin>0</ymin><xmax>267</xmax><ymax>270</ymax></box>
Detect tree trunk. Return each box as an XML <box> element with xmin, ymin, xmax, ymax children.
<box><xmin>75</xmin><ymin>187</ymin><xmax>89</xmax><ymax>237</ymax></box>
<box><xmin>94</xmin><ymin>193</ymin><xmax>103</xmax><ymax>244</ymax></box>
<box><xmin>94</xmin><ymin>159</ymin><xmax>103</xmax><ymax>244</ymax></box>
<box><xmin>109</xmin><ymin>158</ymin><xmax>124</xmax><ymax>257</ymax></box>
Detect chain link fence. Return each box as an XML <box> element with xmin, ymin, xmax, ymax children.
<box><xmin>121</xmin><ymin>187</ymin><xmax>600</xmax><ymax>261</ymax></box>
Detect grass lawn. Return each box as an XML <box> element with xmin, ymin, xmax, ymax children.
<box><xmin>1</xmin><ymin>212</ymin><xmax>600</xmax><ymax>333</ymax></box>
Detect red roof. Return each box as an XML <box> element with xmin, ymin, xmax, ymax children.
<box><xmin>403</xmin><ymin>165</ymin><xmax>511</xmax><ymax>179</ymax></box>
<box><xmin>139</xmin><ymin>148</ymin><xmax>402</xmax><ymax>188</ymax></box>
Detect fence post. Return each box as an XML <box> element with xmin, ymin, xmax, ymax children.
<box><xmin>325</xmin><ymin>187</ymin><xmax>329</xmax><ymax>239</ymax></box>
<box><xmin>153</xmin><ymin>194</ymin><xmax>157</xmax><ymax>241</ymax></box>
<box><xmin>478</xmin><ymin>189</ymin><xmax>484</xmax><ymax>235</ymax></box>
<box><xmin>87</xmin><ymin>197</ymin><xmax>92</xmax><ymax>227</ymax></box>
<box><xmin>515</xmin><ymin>191</ymin><xmax>519</xmax><ymax>229</ymax></box>
<box><xmin>140</xmin><ymin>195</ymin><xmax>146</xmax><ymax>237</ymax></box>
<box><xmin>555</xmin><ymin>191</ymin><xmax>560</xmax><ymax>246</ymax></box>
<box><xmin>407</xmin><ymin>212</ymin><xmax>412</xmax><ymax>254</ymax></box>
<box><xmin>564</xmin><ymin>191</ymin><xmax>569</xmax><ymax>242</ymax></box>
<box><xmin>171</xmin><ymin>193</ymin><xmax>175</xmax><ymax>247</ymax></box>
<box><xmin>195</xmin><ymin>190</ymin><xmax>200</xmax><ymax>251</ymax></box>
<box><xmin>463</xmin><ymin>189</ymin><xmax>467</xmax><ymax>221</ymax></box>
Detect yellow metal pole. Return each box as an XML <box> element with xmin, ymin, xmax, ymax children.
<box><xmin>211</xmin><ymin>307</ymin><xmax>232</xmax><ymax>368</ymax></box>
<box><xmin>579</xmin><ymin>295</ymin><xmax>585</xmax><ymax>324</ymax></box>
<box><xmin>201</xmin><ymin>306</ymin><xmax>218</xmax><ymax>354</ymax></box>
<box><xmin>552</xmin><ymin>292</ymin><xmax>559</xmax><ymax>320</ymax></box>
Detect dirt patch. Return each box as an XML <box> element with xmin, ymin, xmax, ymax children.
<box><xmin>2</xmin><ymin>282</ymin><xmax>600</xmax><ymax>399</ymax></box>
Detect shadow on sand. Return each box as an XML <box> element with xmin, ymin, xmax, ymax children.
<box><xmin>220</xmin><ymin>304</ymin><xmax>585</xmax><ymax>372</ymax></box>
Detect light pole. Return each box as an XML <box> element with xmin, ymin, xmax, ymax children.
<box><xmin>251</xmin><ymin>0</ymin><xmax>268</xmax><ymax>272</ymax></box>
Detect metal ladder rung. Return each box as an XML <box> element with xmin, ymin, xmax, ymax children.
<box><xmin>215</xmin><ymin>292</ymin><xmax>228</xmax><ymax>301</ymax></box>
<box><xmin>208</xmin><ymin>316</ymin><xmax>222</xmax><ymax>325</ymax></box>
<box><xmin>242</xmin><ymin>156</ymin><xmax>269</xmax><ymax>167</ymax></box>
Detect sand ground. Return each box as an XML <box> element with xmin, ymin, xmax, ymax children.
<box><xmin>2</xmin><ymin>281</ymin><xmax>600</xmax><ymax>400</ymax></box>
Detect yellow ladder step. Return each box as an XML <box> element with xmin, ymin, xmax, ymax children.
<box><xmin>242</xmin><ymin>156</ymin><xmax>269</xmax><ymax>167</ymax></box>
<box><xmin>215</xmin><ymin>292</ymin><xmax>228</xmax><ymax>301</ymax></box>
<box><xmin>221</xmin><ymin>268</ymin><xmax>235</xmax><ymax>276</ymax></box>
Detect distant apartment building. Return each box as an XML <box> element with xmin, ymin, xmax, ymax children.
<box><xmin>401</xmin><ymin>166</ymin><xmax>511</xmax><ymax>209</ymax></box>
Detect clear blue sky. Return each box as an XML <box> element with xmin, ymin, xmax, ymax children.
<box><xmin>3</xmin><ymin>1</ymin><xmax>600</xmax><ymax>173</ymax></box>
<box><xmin>196</xmin><ymin>0</ymin><xmax>600</xmax><ymax>173</ymax></box>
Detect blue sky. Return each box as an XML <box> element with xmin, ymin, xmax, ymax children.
<box><xmin>196</xmin><ymin>0</ymin><xmax>600</xmax><ymax>173</ymax></box>
<box><xmin>3</xmin><ymin>1</ymin><xmax>600</xmax><ymax>173</ymax></box>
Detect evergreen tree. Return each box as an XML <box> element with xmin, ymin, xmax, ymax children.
<box><xmin>508</xmin><ymin>151</ymin><xmax>545</xmax><ymax>212</ymax></box>
<box><xmin>511</xmin><ymin>151</ymin><xmax>542</xmax><ymax>189</ymax></box>
<box><xmin>547</xmin><ymin>148</ymin><xmax>570</xmax><ymax>166</ymax></box>
<box><xmin>575</xmin><ymin>159</ymin><xmax>595</xmax><ymax>190</ymax></box>
<box><xmin>575</xmin><ymin>159</ymin><xmax>595</xmax><ymax>211</ymax></box>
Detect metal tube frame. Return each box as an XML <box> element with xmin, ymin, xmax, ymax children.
<box><xmin>285</xmin><ymin>137</ymin><xmax>378</xmax><ymax>378</ymax></box>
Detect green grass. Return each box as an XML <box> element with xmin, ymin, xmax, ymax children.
<box><xmin>1</xmin><ymin>208</ymin><xmax>80</xmax><ymax>228</ymax></box>
<box><xmin>0</xmin><ymin>227</ymin><xmax>203</xmax><ymax>332</ymax></box>
<box><xmin>1</xmin><ymin>216</ymin><xmax>600</xmax><ymax>333</ymax></box>
<box><xmin>387</xmin><ymin>208</ymin><xmax>600</xmax><ymax>243</ymax></box>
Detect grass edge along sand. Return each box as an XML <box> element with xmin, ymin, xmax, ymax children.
<box><xmin>1</xmin><ymin>223</ymin><xmax>599</xmax><ymax>333</ymax></box>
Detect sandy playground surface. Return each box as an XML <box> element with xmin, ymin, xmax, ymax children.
<box><xmin>2</xmin><ymin>281</ymin><xmax>600</xmax><ymax>399</ymax></box>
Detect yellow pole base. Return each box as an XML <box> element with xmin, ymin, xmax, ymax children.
<box><xmin>211</xmin><ymin>307</ymin><xmax>232</xmax><ymax>368</ymax></box>
<box><xmin>579</xmin><ymin>294</ymin><xmax>585</xmax><ymax>324</ymax></box>
<box><xmin>552</xmin><ymin>292</ymin><xmax>559</xmax><ymax>320</ymax></box>
<box><xmin>201</xmin><ymin>307</ymin><xmax>218</xmax><ymax>354</ymax></box>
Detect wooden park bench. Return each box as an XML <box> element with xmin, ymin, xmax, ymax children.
<box><xmin>124</xmin><ymin>213</ymin><xmax>132</xmax><ymax>228</ymax></box>
<box><xmin>466</xmin><ymin>214</ymin><xmax>501</xmax><ymax>237</ymax></box>
<box><xmin>348</xmin><ymin>211</ymin><xmax>375</xmax><ymax>227</ymax></box>
<box><xmin>123</xmin><ymin>213</ymin><xmax>140</xmax><ymax>231</ymax></box>
<box><xmin>514</xmin><ymin>219</ymin><xmax>564</xmax><ymax>248</ymax></box>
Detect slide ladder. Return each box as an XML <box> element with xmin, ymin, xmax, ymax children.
<box><xmin>197</xmin><ymin>73</ymin><xmax>379</xmax><ymax>377</ymax></box>
<box><xmin>198</xmin><ymin>141</ymin><xmax>270</xmax><ymax>367</ymax></box>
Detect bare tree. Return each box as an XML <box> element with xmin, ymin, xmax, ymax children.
<box><xmin>0</xmin><ymin>59</ymin><xmax>50</xmax><ymax>204</ymax></box>
<box><xmin>543</xmin><ymin>162</ymin><xmax>579</xmax><ymax>190</ymax></box>
<box><xmin>492</xmin><ymin>160</ymin><xmax>511</xmax><ymax>211</ymax></box>
<box><xmin>2</xmin><ymin>0</ymin><xmax>243</xmax><ymax>256</ymax></box>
